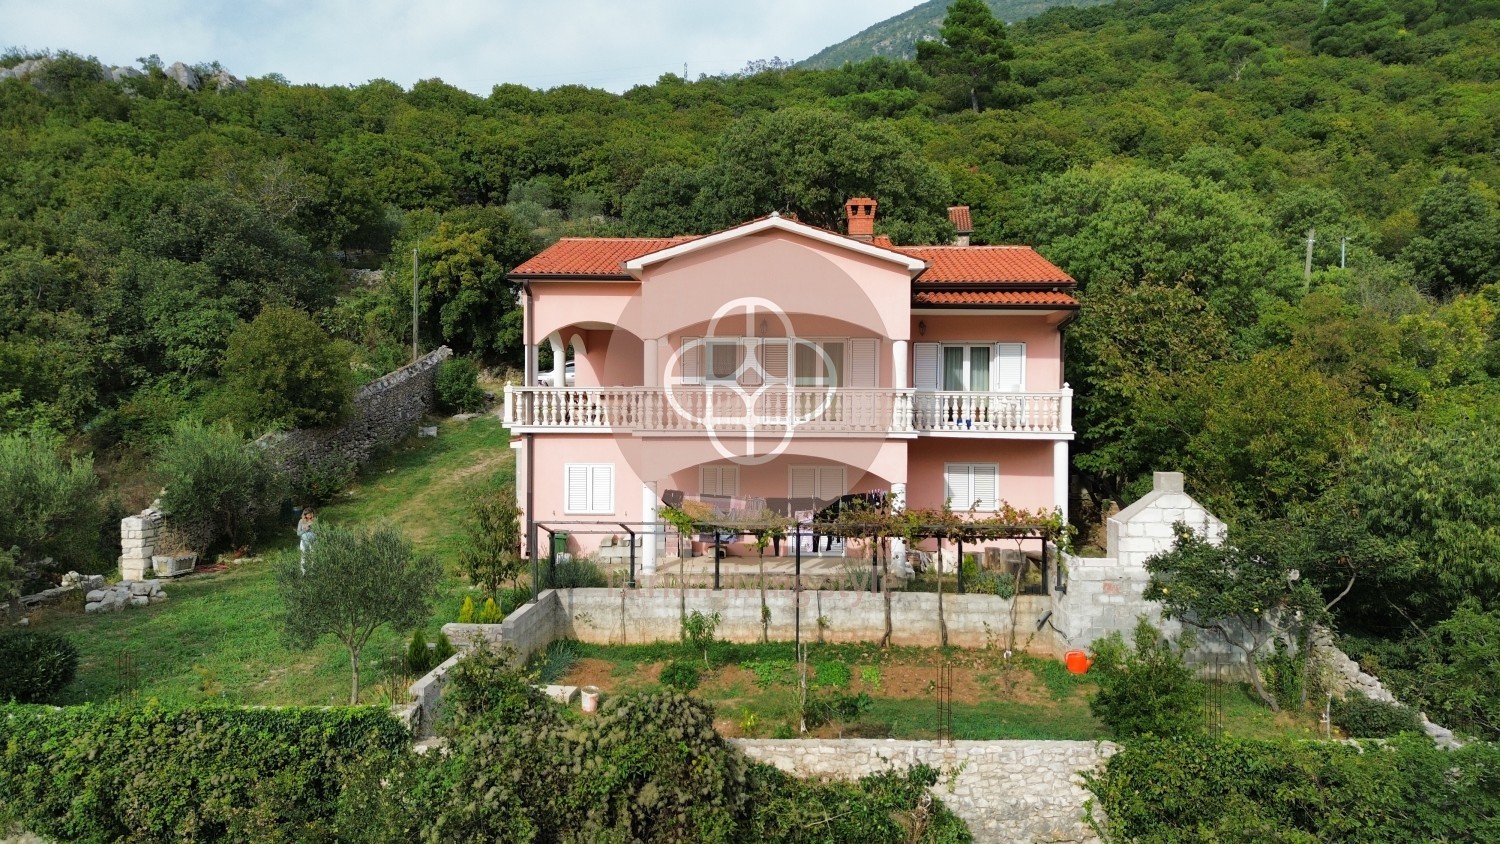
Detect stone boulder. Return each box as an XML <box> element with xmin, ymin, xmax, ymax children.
<box><xmin>210</xmin><ymin>69</ymin><xmax>244</xmax><ymax>91</ymax></box>
<box><xmin>166</xmin><ymin>62</ymin><xmax>200</xmax><ymax>91</ymax></box>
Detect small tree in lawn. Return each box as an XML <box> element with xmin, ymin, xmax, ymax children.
<box><xmin>682</xmin><ymin>609</ymin><xmax>721</xmax><ymax>668</ymax></box>
<box><xmin>459</xmin><ymin>486</ymin><xmax>523</xmax><ymax>598</ymax></box>
<box><xmin>279</xmin><ymin>524</ymin><xmax>440</xmax><ymax>704</ymax></box>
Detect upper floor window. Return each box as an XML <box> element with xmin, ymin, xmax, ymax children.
<box><xmin>915</xmin><ymin>342</ymin><xmax>1024</xmax><ymax>392</ymax></box>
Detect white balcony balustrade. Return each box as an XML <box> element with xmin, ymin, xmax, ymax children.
<box><xmin>504</xmin><ymin>385</ymin><xmax>1072</xmax><ymax>437</ymax></box>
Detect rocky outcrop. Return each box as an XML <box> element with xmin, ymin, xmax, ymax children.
<box><xmin>165</xmin><ymin>62</ymin><xmax>200</xmax><ymax>91</ymax></box>
<box><xmin>1314</xmin><ymin>628</ymin><xmax>1461</xmax><ymax>749</ymax></box>
<box><xmin>0</xmin><ymin>56</ymin><xmax>243</xmax><ymax>93</ymax></box>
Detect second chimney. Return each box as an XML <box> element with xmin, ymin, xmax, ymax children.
<box><xmin>846</xmin><ymin>197</ymin><xmax>877</xmax><ymax>241</ymax></box>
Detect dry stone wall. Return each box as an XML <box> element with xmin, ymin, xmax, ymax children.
<box><xmin>736</xmin><ymin>739</ymin><xmax>1115</xmax><ymax>844</ymax></box>
<box><xmin>258</xmin><ymin>346</ymin><xmax>452</xmax><ymax>492</ymax></box>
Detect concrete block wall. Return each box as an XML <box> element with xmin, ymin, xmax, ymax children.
<box><xmin>1051</xmin><ymin>472</ymin><xmax>1227</xmax><ymax>657</ymax></box>
<box><xmin>442</xmin><ymin>589</ymin><xmax>564</xmax><ymax>664</ymax></box>
<box><xmin>555</xmin><ymin>588</ymin><xmax>1055</xmax><ymax>651</ymax></box>
<box><xmin>736</xmin><ymin>739</ymin><xmax>1115</xmax><ymax>844</ymax></box>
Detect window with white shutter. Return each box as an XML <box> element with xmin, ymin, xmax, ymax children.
<box><xmin>760</xmin><ymin>340</ymin><xmax>789</xmax><ymax>382</ymax></box>
<box><xmin>681</xmin><ymin>337</ymin><xmax>702</xmax><ymax>384</ymax></box>
<box><xmin>789</xmin><ymin>465</ymin><xmax>846</xmax><ymax>502</ymax></box>
<box><xmin>914</xmin><ymin>342</ymin><xmax>940</xmax><ymax>391</ymax></box>
<box><xmin>944</xmin><ymin>463</ymin><xmax>999</xmax><ymax>512</ymax></box>
<box><xmin>564</xmin><ymin>463</ymin><xmax>615</xmax><ymax>514</ymax></box>
<box><xmin>699</xmin><ymin>465</ymin><xmax>739</xmax><ymax>497</ymax></box>
<box><xmin>848</xmin><ymin>338</ymin><xmax>879</xmax><ymax>388</ymax></box>
<box><xmin>992</xmin><ymin>343</ymin><xmax>1025</xmax><ymax>392</ymax></box>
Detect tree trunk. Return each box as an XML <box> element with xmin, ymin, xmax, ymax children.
<box><xmin>881</xmin><ymin>538</ymin><xmax>893</xmax><ymax>648</ymax></box>
<box><xmin>759</xmin><ymin>554</ymin><xmax>768</xmax><ymax>643</ymax></box>
<box><xmin>937</xmin><ymin>558</ymin><xmax>949</xmax><ymax>648</ymax></box>
<box><xmin>349</xmin><ymin>647</ymin><xmax>361</xmax><ymax>705</ymax></box>
<box><xmin>969</xmin><ymin>86</ymin><xmax>980</xmax><ymax>114</ymax></box>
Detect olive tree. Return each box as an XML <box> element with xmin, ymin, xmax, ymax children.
<box><xmin>279</xmin><ymin>524</ymin><xmax>440</xmax><ymax>703</ymax></box>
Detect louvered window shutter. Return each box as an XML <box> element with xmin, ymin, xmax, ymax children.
<box><xmin>741</xmin><ymin>339</ymin><xmax>762</xmax><ymax>386</ymax></box>
<box><xmin>849</xmin><ymin>338</ymin><xmax>879</xmax><ymax>388</ymax></box>
<box><xmin>943</xmin><ymin>464</ymin><xmax>970</xmax><ymax>511</ymax></box>
<box><xmin>816</xmin><ymin>466</ymin><xmax>847</xmax><ymax>501</ymax></box>
<box><xmin>914</xmin><ymin>343</ymin><xmax>940</xmax><ymax>391</ymax></box>
<box><xmin>721</xmin><ymin>465</ymin><xmax>739</xmax><ymax>497</ymax></box>
<box><xmin>681</xmin><ymin>336</ymin><xmax>701</xmax><ymax>384</ymax></box>
<box><xmin>590</xmin><ymin>465</ymin><xmax>614</xmax><ymax>513</ymax></box>
<box><xmin>790</xmin><ymin>465</ymin><xmax>817</xmax><ymax>499</ymax></box>
<box><xmin>972</xmin><ymin>464</ymin><xmax>999</xmax><ymax>510</ymax></box>
<box><xmin>566</xmin><ymin>465</ymin><xmax>591</xmax><ymax>513</ymax></box>
<box><xmin>993</xmin><ymin>343</ymin><xmax>1025</xmax><ymax>392</ymax></box>
<box><xmin>761</xmin><ymin>340</ymin><xmax>788</xmax><ymax>382</ymax></box>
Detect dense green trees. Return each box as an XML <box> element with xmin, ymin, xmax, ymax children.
<box><xmin>917</xmin><ymin>0</ymin><xmax>1015</xmax><ymax>112</ymax></box>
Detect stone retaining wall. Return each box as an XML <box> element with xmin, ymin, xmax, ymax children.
<box><xmin>555</xmin><ymin>588</ymin><xmax>1055</xmax><ymax>651</ymax></box>
<box><xmin>735</xmin><ymin>739</ymin><xmax>1115</xmax><ymax>844</ymax></box>
<box><xmin>259</xmin><ymin>346</ymin><xmax>452</xmax><ymax>492</ymax></box>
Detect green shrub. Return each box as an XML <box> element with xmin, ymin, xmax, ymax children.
<box><xmin>291</xmin><ymin>453</ymin><xmax>356</xmax><ymax>506</ymax></box>
<box><xmin>660</xmin><ymin>658</ymin><xmax>702</xmax><ymax>691</ymax></box>
<box><xmin>543</xmin><ymin>556</ymin><xmax>607</xmax><ymax>589</ymax></box>
<box><xmin>0</xmin><ymin>704</ymin><xmax>407</xmax><ymax>842</ymax></box>
<box><xmin>440</xmin><ymin>643</ymin><xmax>554</xmax><ymax>737</ymax></box>
<box><xmin>153</xmin><ymin>418</ymin><xmax>280</xmax><ymax>552</ymax></box>
<box><xmin>405</xmin><ymin>629</ymin><xmax>433</xmax><ymax>675</ymax></box>
<box><xmin>1088</xmin><ymin>617</ymin><xmax>1203</xmax><ymax>738</ymax></box>
<box><xmin>1084</xmin><ymin>734</ymin><xmax>1500</xmax><ymax>843</ymax></box>
<box><xmin>0</xmin><ymin>631</ymin><xmax>79</xmax><ymax>703</ymax></box>
<box><xmin>813</xmin><ymin>659</ymin><xmax>851</xmax><ymax>688</ymax></box>
<box><xmin>0</xmin><ymin>432</ymin><xmax>102</xmax><ymax>575</ymax></box>
<box><xmin>1331</xmin><ymin>693</ymin><xmax>1424</xmax><ymax>738</ymax></box>
<box><xmin>457</xmin><ymin>594</ymin><xmax>475</xmax><ymax>623</ymax></box>
<box><xmin>432</xmin><ymin>631</ymin><xmax>456</xmax><ymax>665</ymax></box>
<box><xmin>804</xmin><ymin>691</ymin><xmax>872</xmax><ymax>733</ymax></box>
<box><xmin>683</xmin><ymin>609</ymin><xmax>722</xmax><ymax>667</ymax></box>
<box><xmin>435</xmin><ymin>356</ymin><xmax>485</xmax><ymax>413</ymax></box>
<box><xmin>531</xmin><ymin>639</ymin><xmax>579</xmax><ymax>685</ymax></box>
<box><xmin>499</xmin><ymin>585</ymin><xmax>532</xmax><ymax>616</ymax></box>
<box><xmin>479</xmin><ymin>596</ymin><xmax>502</xmax><ymax>623</ymax></box>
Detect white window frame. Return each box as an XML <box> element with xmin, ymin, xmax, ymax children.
<box><xmin>917</xmin><ymin>341</ymin><xmax>1026</xmax><ymax>392</ymax></box>
<box><xmin>705</xmin><ymin>338</ymin><xmax>742</xmax><ymax>384</ymax></box>
<box><xmin>944</xmin><ymin>462</ymin><xmax>999</xmax><ymax>512</ymax></box>
<box><xmin>793</xmin><ymin>338</ymin><xmax>846</xmax><ymax>387</ymax></box>
<box><xmin>564</xmin><ymin>463</ymin><xmax>615</xmax><ymax>515</ymax></box>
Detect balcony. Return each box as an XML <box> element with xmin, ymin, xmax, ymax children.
<box><xmin>503</xmin><ymin>386</ymin><xmax>1072</xmax><ymax>438</ymax></box>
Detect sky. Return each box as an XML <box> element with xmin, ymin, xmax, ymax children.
<box><xmin>1</xmin><ymin>0</ymin><xmax>919</xmax><ymax>93</ymax></box>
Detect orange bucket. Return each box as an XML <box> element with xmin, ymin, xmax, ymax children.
<box><xmin>1064</xmin><ymin>650</ymin><xmax>1092</xmax><ymax>675</ymax></box>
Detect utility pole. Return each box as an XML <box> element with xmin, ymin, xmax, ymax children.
<box><xmin>411</xmin><ymin>248</ymin><xmax>419</xmax><ymax>363</ymax></box>
<box><xmin>1304</xmin><ymin>228</ymin><xmax>1316</xmax><ymax>291</ymax></box>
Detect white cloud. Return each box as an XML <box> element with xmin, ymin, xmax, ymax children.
<box><xmin>0</xmin><ymin>0</ymin><xmax>918</xmax><ymax>93</ymax></box>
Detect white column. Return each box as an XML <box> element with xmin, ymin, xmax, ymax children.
<box><xmin>889</xmin><ymin>481</ymin><xmax>909</xmax><ymax>575</ymax></box>
<box><xmin>641</xmin><ymin>482</ymin><xmax>658</xmax><ymax>576</ymax></box>
<box><xmin>892</xmin><ymin>340</ymin><xmax>909</xmax><ymax>389</ymax></box>
<box><xmin>1052</xmin><ymin>440</ymin><xmax>1069</xmax><ymax>525</ymax></box>
<box><xmin>548</xmin><ymin>332</ymin><xmax>565</xmax><ymax>388</ymax></box>
<box><xmin>643</xmin><ymin>338</ymin><xmax>659</xmax><ymax>389</ymax></box>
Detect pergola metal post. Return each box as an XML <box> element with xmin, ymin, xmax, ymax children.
<box><xmin>544</xmin><ymin>526</ymin><xmax>557</xmax><ymax>594</ymax></box>
<box><xmin>620</xmin><ymin>523</ymin><xmax>637</xmax><ymax>589</ymax></box>
<box><xmin>713</xmin><ymin>531</ymin><xmax>722</xmax><ymax>590</ymax></box>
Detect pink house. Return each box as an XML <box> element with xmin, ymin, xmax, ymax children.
<box><xmin>504</xmin><ymin>199</ymin><xmax>1077</xmax><ymax>572</ymax></box>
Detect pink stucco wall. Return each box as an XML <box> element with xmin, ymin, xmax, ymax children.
<box><xmin>906</xmin><ymin>438</ymin><xmax>1055</xmax><ymax>513</ymax></box>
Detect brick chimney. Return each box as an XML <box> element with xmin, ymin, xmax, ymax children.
<box><xmin>845</xmin><ymin>197</ymin><xmax>877</xmax><ymax>241</ymax></box>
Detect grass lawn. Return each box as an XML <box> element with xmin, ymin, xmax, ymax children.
<box><xmin>554</xmin><ymin>640</ymin><xmax>1328</xmax><ymax>742</ymax></box>
<box><xmin>27</xmin><ymin>416</ymin><xmax>514</xmax><ymax>707</ymax></box>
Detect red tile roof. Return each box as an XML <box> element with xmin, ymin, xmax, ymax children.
<box><xmin>510</xmin><ymin>237</ymin><xmax>697</xmax><ymax>277</ymax></box>
<box><xmin>897</xmin><ymin>246</ymin><xmax>1074</xmax><ymax>285</ymax></box>
<box><xmin>913</xmin><ymin>290</ymin><xmax>1078</xmax><ymax>307</ymax></box>
<box><xmin>947</xmin><ymin>206</ymin><xmax>973</xmax><ymax>232</ymax></box>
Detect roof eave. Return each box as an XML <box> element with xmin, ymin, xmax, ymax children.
<box><xmin>622</xmin><ymin>214</ymin><xmax>927</xmax><ymax>278</ymax></box>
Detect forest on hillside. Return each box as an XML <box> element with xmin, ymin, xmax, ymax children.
<box><xmin>1</xmin><ymin>0</ymin><xmax>1499</xmax><ymax>739</ymax></box>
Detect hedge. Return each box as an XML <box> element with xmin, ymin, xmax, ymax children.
<box><xmin>0</xmin><ymin>704</ymin><xmax>408</xmax><ymax>843</ymax></box>
<box><xmin>1084</xmin><ymin>734</ymin><xmax>1500</xmax><ymax>843</ymax></box>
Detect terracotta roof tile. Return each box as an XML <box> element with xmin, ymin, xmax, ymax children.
<box><xmin>510</xmin><ymin>237</ymin><xmax>697</xmax><ymax>277</ymax></box>
<box><xmin>899</xmin><ymin>246</ymin><xmax>1073</xmax><ymax>285</ymax></box>
<box><xmin>913</xmin><ymin>290</ymin><xmax>1079</xmax><ymax>307</ymax></box>
<box><xmin>947</xmin><ymin>206</ymin><xmax>973</xmax><ymax>232</ymax></box>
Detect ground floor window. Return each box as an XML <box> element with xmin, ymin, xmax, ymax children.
<box><xmin>699</xmin><ymin>464</ymin><xmax>739</xmax><ymax>497</ymax></box>
<box><xmin>565</xmin><ymin>463</ymin><xmax>615</xmax><ymax>514</ymax></box>
<box><xmin>944</xmin><ymin>462</ymin><xmax>998</xmax><ymax>512</ymax></box>
<box><xmin>789</xmin><ymin>464</ymin><xmax>847</xmax><ymax>502</ymax></box>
